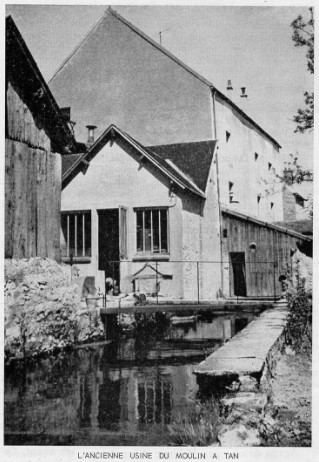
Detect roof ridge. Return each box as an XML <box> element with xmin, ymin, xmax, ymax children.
<box><xmin>49</xmin><ymin>8</ymin><xmax>110</xmax><ymax>83</ymax></box>
<box><xmin>147</xmin><ymin>139</ymin><xmax>214</xmax><ymax>149</ymax></box>
<box><xmin>50</xmin><ymin>6</ymin><xmax>281</xmax><ymax>150</ymax></box>
<box><xmin>108</xmin><ymin>7</ymin><xmax>214</xmax><ymax>88</ymax></box>
<box><xmin>108</xmin><ymin>8</ymin><xmax>280</xmax><ymax>149</ymax></box>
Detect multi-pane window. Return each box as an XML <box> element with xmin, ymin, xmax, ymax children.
<box><xmin>61</xmin><ymin>211</ymin><xmax>91</xmax><ymax>257</ymax></box>
<box><xmin>136</xmin><ymin>208</ymin><xmax>168</xmax><ymax>254</ymax></box>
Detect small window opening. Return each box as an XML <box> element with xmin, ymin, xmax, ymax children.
<box><xmin>270</xmin><ymin>202</ymin><xmax>274</xmax><ymax>209</ymax></box>
<box><xmin>255</xmin><ymin>152</ymin><xmax>259</xmax><ymax>161</ymax></box>
<box><xmin>223</xmin><ymin>229</ymin><xmax>228</xmax><ymax>238</ymax></box>
<box><xmin>268</xmin><ymin>162</ymin><xmax>272</xmax><ymax>171</ymax></box>
<box><xmin>228</xmin><ymin>182</ymin><xmax>239</xmax><ymax>203</ymax></box>
<box><xmin>229</xmin><ymin>181</ymin><xmax>234</xmax><ymax>203</ymax></box>
<box><xmin>257</xmin><ymin>194</ymin><xmax>261</xmax><ymax>204</ymax></box>
<box><xmin>295</xmin><ymin>195</ymin><xmax>305</xmax><ymax>208</ymax></box>
<box><xmin>226</xmin><ymin>131</ymin><xmax>231</xmax><ymax>142</ymax></box>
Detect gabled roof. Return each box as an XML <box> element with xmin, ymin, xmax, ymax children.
<box><xmin>51</xmin><ymin>7</ymin><xmax>281</xmax><ymax>150</ymax></box>
<box><xmin>6</xmin><ymin>16</ymin><xmax>79</xmax><ymax>154</ymax></box>
<box><xmin>62</xmin><ymin>124</ymin><xmax>215</xmax><ymax>197</ymax></box>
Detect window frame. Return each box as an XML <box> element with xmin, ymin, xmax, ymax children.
<box><xmin>61</xmin><ymin>210</ymin><xmax>92</xmax><ymax>262</ymax></box>
<box><xmin>133</xmin><ymin>207</ymin><xmax>169</xmax><ymax>259</ymax></box>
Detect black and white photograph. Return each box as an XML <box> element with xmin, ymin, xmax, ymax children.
<box><xmin>2</xmin><ymin>1</ymin><xmax>315</xmax><ymax>460</ymax></box>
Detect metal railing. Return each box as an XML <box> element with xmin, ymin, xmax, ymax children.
<box><xmin>99</xmin><ymin>259</ymin><xmax>282</xmax><ymax>306</ymax></box>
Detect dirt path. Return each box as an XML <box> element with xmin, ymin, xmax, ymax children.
<box><xmin>260</xmin><ymin>350</ymin><xmax>312</xmax><ymax>446</ymax></box>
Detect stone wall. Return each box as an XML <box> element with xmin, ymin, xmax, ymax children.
<box><xmin>4</xmin><ymin>258</ymin><xmax>105</xmax><ymax>364</ymax></box>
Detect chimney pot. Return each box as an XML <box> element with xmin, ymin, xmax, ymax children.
<box><xmin>240</xmin><ymin>87</ymin><xmax>248</xmax><ymax>98</ymax></box>
<box><xmin>227</xmin><ymin>79</ymin><xmax>233</xmax><ymax>91</ymax></box>
<box><xmin>86</xmin><ymin>125</ymin><xmax>97</xmax><ymax>145</ymax></box>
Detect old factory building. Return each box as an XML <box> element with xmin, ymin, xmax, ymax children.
<box><xmin>7</xmin><ymin>7</ymin><xmax>309</xmax><ymax>301</ymax></box>
<box><xmin>49</xmin><ymin>7</ymin><xmax>284</xmax><ymax>223</ymax></box>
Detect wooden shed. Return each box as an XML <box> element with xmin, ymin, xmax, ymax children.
<box><xmin>5</xmin><ymin>16</ymin><xmax>81</xmax><ymax>260</ymax></box>
<box><xmin>221</xmin><ymin>207</ymin><xmax>312</xmax><ymax>298</ymax></box>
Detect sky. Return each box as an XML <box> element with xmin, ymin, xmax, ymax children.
<box><xmin>5</xmin><ymin>2</ymin><xmax>314</xmax><ymax>175</ymax></box>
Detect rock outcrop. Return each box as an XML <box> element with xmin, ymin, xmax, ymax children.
<box><xmin>4</xmin><ymin>258</ymin><xmax>104</xmax><ymax>363</ymax></box>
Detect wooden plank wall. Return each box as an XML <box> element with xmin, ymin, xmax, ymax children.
<box><xmin>5</xmin><ymin>81</ymin><xmax>62</xmax><ymax>260</ymax></box>
<box><xmin>222</xmin><ymin>213</ymin><xmax>303</xmax><ymax>297</ymax></box>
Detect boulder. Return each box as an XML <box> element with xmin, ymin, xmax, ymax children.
<box><xmin>219</xmin><ymin>423</ymin><xmax>261</xmax><ymax>447</ymax></box>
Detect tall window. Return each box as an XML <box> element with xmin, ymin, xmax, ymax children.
<box><xmin>136</xmin><ymin>208</ymin><xmax>168</xmax><ymax>254</ymax></box>
<box><xmin>61</xmin><ymin>211</ymin><xmax>91</xmax><ymax>258</ymax></box>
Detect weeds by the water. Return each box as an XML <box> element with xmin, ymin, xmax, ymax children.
<box><xmin>167</xmin><ymin>399</ymin><xmax>220</xmax><ymax>446</ymax></box>
<box><xmin>286</xmin><ymin>263</ymin><xmax>312</xmax><ymax>353</ymax></box>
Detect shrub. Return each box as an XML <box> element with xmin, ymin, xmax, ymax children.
<box><xmin>286</xmin><ymin>262</ymin><xmax>312</xmax><ymax>353</ymax></box>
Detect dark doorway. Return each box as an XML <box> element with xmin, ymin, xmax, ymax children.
<box><xmin>98</xmin><ymin>209</ymin><xmax>119</xmax><ymax>288</ymax></box>
<box><xmin>230</xmin><ymin>252</ymin><xmax>247</xmax><ymax>297</ymax></box>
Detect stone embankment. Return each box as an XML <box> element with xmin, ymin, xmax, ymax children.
<box><xmin>4</xmin><ymin>258</ymin><xmax>105</xmax><ymax>364</ymax></box>
<box><xmin>194</xmin><ymin>306</ymin><xmax>288</xmax><ymax>446</ymax></box>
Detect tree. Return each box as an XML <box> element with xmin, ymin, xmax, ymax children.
<box><xmin>280</xmin><ymin>154</ymin><xmax>313</xmax><ymax>185</ymax></box>
<box><xmin>291</xmin><ymin>7</ymin><xmax>314</xmax><ymax>133</ymax></box>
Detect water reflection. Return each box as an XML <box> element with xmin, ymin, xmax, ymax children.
<box><xmin>4</xmin><ymin>311</ymin><xmax>257</xmax><ymax>445</ymax></box>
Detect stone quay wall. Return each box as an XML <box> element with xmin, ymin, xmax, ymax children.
<box><xmin>217</xmin><ymin>305</ymin><xmax>288</xmax><ymax>446</ymax></box>
<box><xmin>4</xmin><ymin>258</ymin><xmax>105</xmax><ymax>364</ymax></box>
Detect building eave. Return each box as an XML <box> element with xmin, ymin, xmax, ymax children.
<box><xmin>221</xmin><ymin>206</ymin><xmax>312</xmax><ymax>241</ymax></box>
<box><xmin>62</xmin><ymin>124</ymin><xmax>206</xmax><ymax>198</ymax></box>
<box><xmin>6</xmin><ymin>16</ymin><xmax>78</xmax><ymax>154</ymax></box>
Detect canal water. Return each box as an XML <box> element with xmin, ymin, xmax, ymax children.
<box><xmin>4</xmin><ymin>310</ymin><xmax>259</xmax><ymax>446</ymax></box>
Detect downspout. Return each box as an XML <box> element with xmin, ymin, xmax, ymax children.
<box><xmin>211</xmin><ymin>88</ymin><xmax>224</xmax><ymax>297</ymax></box>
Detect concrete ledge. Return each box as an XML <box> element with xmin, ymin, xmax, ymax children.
<box><xmin>194</xmin><ymin>307</ymin><xmax>288</xmax><ymax>378</ymax></box>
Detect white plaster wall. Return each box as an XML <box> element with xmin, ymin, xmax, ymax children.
<box><xmin>61</xmin><ymin>142</ymin><xmax>185</xmax><ymax>297</ymax></box>
<box><xmin>178</xmin><ymin>151</ymin><xmax>222</xmax><ymax>300</ymax></box>
<box><xmin>198</xmin><ymin>157</ymin><xmax>223</xmax><ymax>300</ymax></box>
<box><xmin>215</xmin><ymin>95</ymin><xmax>284</xmax><ymax>222</ymax></box>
